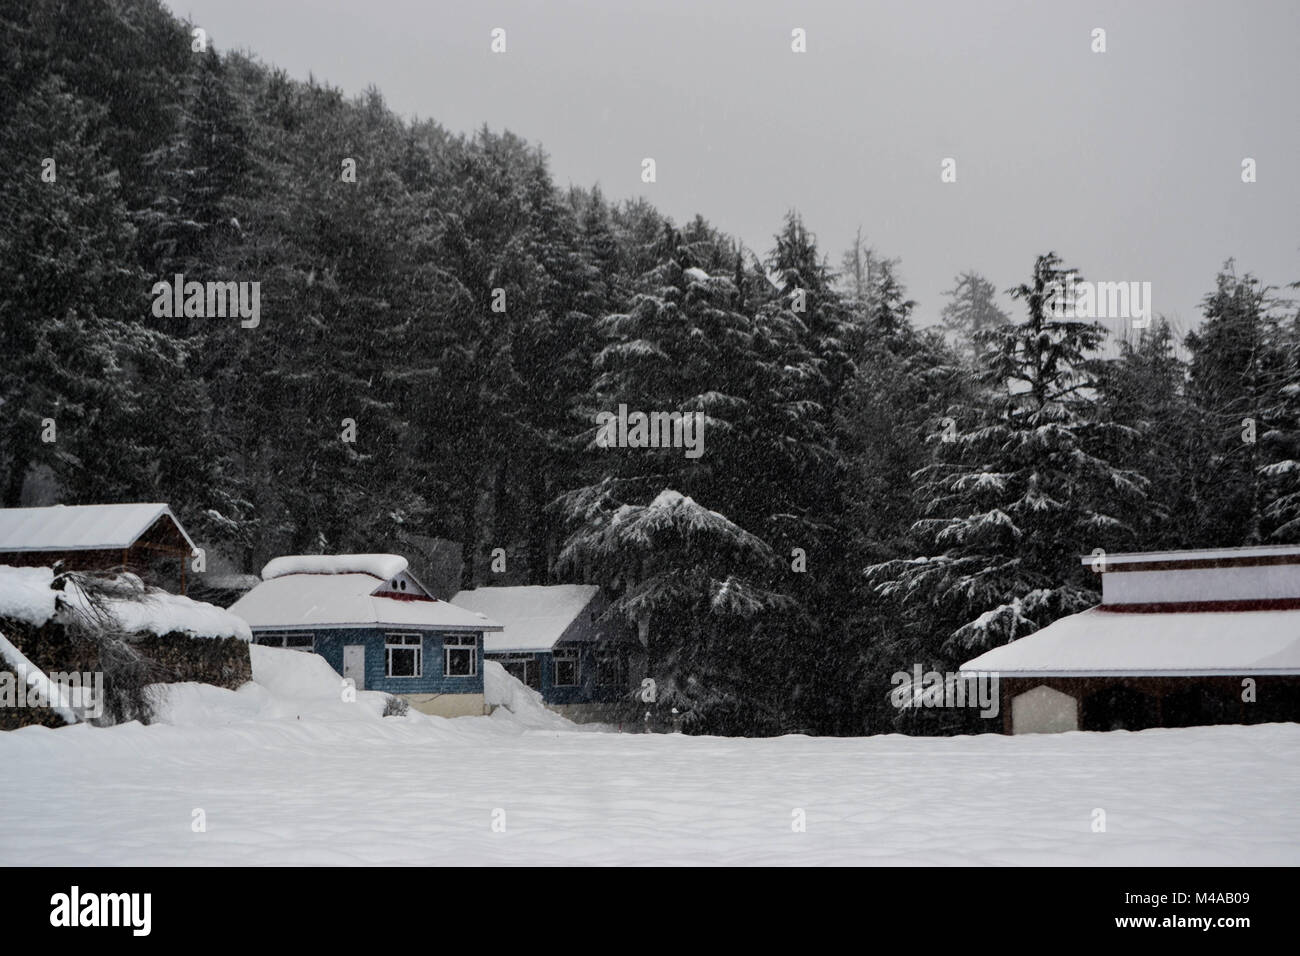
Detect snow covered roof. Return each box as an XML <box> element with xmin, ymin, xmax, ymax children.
<box><xmin>451</xmin><ymin>585</ymin><xmax>602</xmax><ymax>653</ymax></box>
<box><xmin>231</xmin><ymin>570</ymin><xmax>501</xmax><ymax>633</ymax></box>
<box><xmin>0</xmin><ymin>503</ymin><xmax>195</xmax><ymax>554</ymax></box>
<box><xmin>960</xmin><ymin>606</ymin><xmax>1300</xmax><ymax>677</ymax></box>
<box><xmin>0</xmin><ymin>565</ymin><xmax>250</xmax><ymax>641</ymax></box>
<box><xmin>1083</xmin><ymin>543</ymin><xmax>1300</xmax><ymax>569</ymax></box>
<box><xmin>262</xmin><ymin>553</ymin><xmax>408</xmax><ymax>581</ymax></box>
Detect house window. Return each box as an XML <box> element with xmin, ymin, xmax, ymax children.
<box><xmin>596</xmin><ymin>651</ymin><xmax>627</xmax><ymax>687</ymax></box>
<box><xmin>553</xmin><ymin>648</ymin><xmax>579</xmax><ymax>687</ymax></box>
<box><xmin>499</xmin><ymin>654</ymin><xmax>540</xmax><ymax>690</ymax></box>
<box><xmin>255</xmin><ymin>632</ymin><xmax>315</xmax><ymax>652</ymax></box>
<box><xmin>444</xmin><ymin>634</ymin><xmax>478</xmax><ymax>677</ymax></box>
<box><xmin>385</xmin><ymin>633</ymin><xmax>422</xmax><ymax>678</ymax></box>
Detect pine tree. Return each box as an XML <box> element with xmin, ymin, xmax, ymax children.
<box><xmin>867</xmin><ymin>254</ymin><xmax>1147</xmax><ymax>656</ymax></box>
<box><xmin>940</xmin><ymin>271</ymin><xmax>1009</xmax><ymax>360</ymax></box>
<box><xmin>0</xmin><ymin>76</ymin><xmax>141</xmax><ymax>506</ymax></box>
<box><xmin>1185</xmin><ymin>263</ymin><xmax>1288</xmax><ymax>545</ymax></box>
<box><xmin>557</xmin><ymin>488</ymin><xmax>791</xmax><ymax>729</ymax></box>
<box><xmin>1260</xmin><ymin>282</ymin><xmax>1300</xmax><ymax>542</ymax></box>
<box><xmin>1096</xmin><ymin>320</ymin><xmax>1193</xmax><ymax>548</ymax></box>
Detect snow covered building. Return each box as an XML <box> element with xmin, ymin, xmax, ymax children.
<box><xmin>0</xmin><ymin>503</ymin><xmax>197</xmax><ymax>593</ymax></box>
<box><xmin>228</xmin><ymin>554</ymin><xmax>502</xmax><ymax>717</ymax></box>
<box><xmin>961</xmin><ymin>545</ymin><xmax>1300</xmax><ymax>734</ymax></box>
<box><xmin>451</xmin><ymin>584</ymin><xmax>642</xmax><ymax>722</ymax></box>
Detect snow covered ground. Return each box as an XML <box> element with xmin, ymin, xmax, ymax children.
<box><xmin>1</xmin><ymin>648</ymin><xmax>1297</xmax><ymax>866</ymax></box>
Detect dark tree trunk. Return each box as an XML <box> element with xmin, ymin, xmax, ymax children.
<box><xmin>3</xmin><ymin>448</ymin><xmax>30</xmax><ymax>507</ymax></box>
<box><xmin>459</xmin><ymin>478</ymin><xmax>481</xmax><ymax>591</ymax></box>
<box><xmin>527</xmin><ymin>466</ymin><xmax>548</xmax><ymax>582</ymax></box>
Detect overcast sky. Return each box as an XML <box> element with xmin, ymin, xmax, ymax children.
<box><xmin>164</xmin><ymin>0</ymin><xmax>1298</xmax><ymax>335</ymax></box>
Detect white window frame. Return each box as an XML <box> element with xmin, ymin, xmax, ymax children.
<box><xmin>498</xmin><ymin>653</ymin><xmax>540</xmax><ymax>689</ymax></box>
<box><xmin>443</xmin><ymin>634</ymin><xmax>478</xmax><ymax>678</ymax></box>
<box><xmin>553</xmin><ymin>648</ymin><xmax>580</xmax><ymax>687</ymax></box>
<box><xmin>385</xmin><ymin>632</ymin><xmax>423</xmax><ymax>678</ymax></box>
<box><xmin>255</xmin><ymin>632</ymin><xmax>315</xmax><ymax>652</ymax></box>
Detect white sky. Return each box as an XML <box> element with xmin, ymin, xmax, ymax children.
<box><xmin>164</xmin><ymin>0</ymin><xmax>1299</xmax><ymax>332</ymax></box>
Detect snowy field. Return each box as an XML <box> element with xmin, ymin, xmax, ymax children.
<box><xmin>1</xmin><ymin>648</ymin><xmax>1297</xmax><ymax>866</ymax></box>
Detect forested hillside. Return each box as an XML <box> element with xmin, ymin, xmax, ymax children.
<box><xmin>2</xmin><ymin>0</ymin><xmax>1297</xmax><ymax>734</ymax></box>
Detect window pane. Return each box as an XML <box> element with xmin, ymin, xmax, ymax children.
<box><xmin>445</xmin><ymin>645</ymin><xmax>475</xmax><ymax>677</ymax></box>
<box><xmin>389</xmin><ymin>648</ymin><xmax>417</xmax><ymax>677</ymax></box>
<box><xmin>554</xmin><ymin>652</ymin><xmax>578</xmax><ymax>686</ymax></box>
<box><xmin>597</xmin><ymin>654</ymin><xmax>625</xmax><ymax>686</ymax></box>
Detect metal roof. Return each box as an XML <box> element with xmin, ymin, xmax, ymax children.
<box><xmin>0</xmin><ymin>503</ymin><xmax>195</xmax><ymax>554</ymax></box>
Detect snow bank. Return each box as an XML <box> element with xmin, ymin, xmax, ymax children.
<box><xmin>484</xmin><ymin>659</ymin><xmax>576</xmax><ymax>730</ymax></box>
<box><xmin>243</xmin><ymin>644</ymin><xmax>391</xmax><ymax>720</ymax></box>
<box><xmin>150</xmin><ymin>645</ymin><xmax>396</xmax><ymax>727</ymax></box>
<box><xmin>146</xmin><ymin>681</ymin><xmax>273</xmax><ymax>727</ymax></box>
<box><xmin>249</xmin><ymin>644</ymin><xmax>350</xmax><ymax>699</ymax></box>
<box><xmin>0</xmin><ymin>566</ymin><xmax>59</xmax><ymax>626</ymax></box>
<box><xmin>262</xmin><ymin>553</ymin><xmax>407</xmax><ymax>581</ymax></box>
<box><xmin>1</xmin><ymin>715</ymin><xmax>1296</xmax><ymax>865</ymax></box>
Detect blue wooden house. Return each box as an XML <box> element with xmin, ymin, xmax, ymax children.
<box><xmin>451</xmin><ymin>584</ymin><xmax>643</xmax><ymax>722</ymax></box>
<box><xmin>229</xmin><ymin>554</ymin><xmax>501</xmax><ymax>717</ymax></box>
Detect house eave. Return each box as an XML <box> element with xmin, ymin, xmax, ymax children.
<box><xmin>958</xmin><ymin>668</ymin><xmax>1300</xmax><ymax>678</ymax></box>
<box><xmin>247</xmin><ymin>622</ymin><xmax>502</xmax><ymax>632</ymax></box>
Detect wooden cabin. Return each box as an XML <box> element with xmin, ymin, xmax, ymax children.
<box><xmin>0</xmin><ymin>503</ymin><xmax>197</xmax><ymax>593</ymax></box>
<box><xmin>452</xmin><ymin>584</ymin><xmax>644</xmax><ymax>723</ymax></box>
<box><xmin>961</xmin><ymin>545</ymin><xmax>1300</xmax><ymax>733</ymax></box>
<box><xmin>229</xmin><ymin>554</ymin><xmax>503</xmax><ymax>718</ymax></box>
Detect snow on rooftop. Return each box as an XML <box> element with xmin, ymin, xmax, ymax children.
<box><xmin>262</xmin><ymin>554</ymin><xmax>408</xmax><ymax>581</ymax></box>
<box><xmin>451</xmin><ymin>585</ymin><xmax>602</xmax><ymax>652</ymax></box>
<box><xmin>231</xmin><ymin>573</ymin><xmax>500</xmax><ymax>632</ymax></box>
<box><xmin>0</xmin><ymin>503</ymin><xmax>195</xmax><ymax>553</ymax></box>
<box><xmin>1083</xmin><ymin>543</ymin><xmax>1300</xmax><ymax>567</ymax></box>
<box><xmin>960</xmin><ymin>606</ymin><xmax>1300</xmax><ymax>676</ymax></box>
<box><xmin>0</xmin><ymin>564</ymin><xmax>250</xmax><ymax>641</ymax></box>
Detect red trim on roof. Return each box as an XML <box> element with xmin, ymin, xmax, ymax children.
<box><xmin>374</xmin><ymin>591</ymin><xmax>435</xmax><ymax>603</ymax></box>
<box><xmin>1098</xmin><ymin>597</ymin><xmax>1300</xmax><ymax>613</ymax></box>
